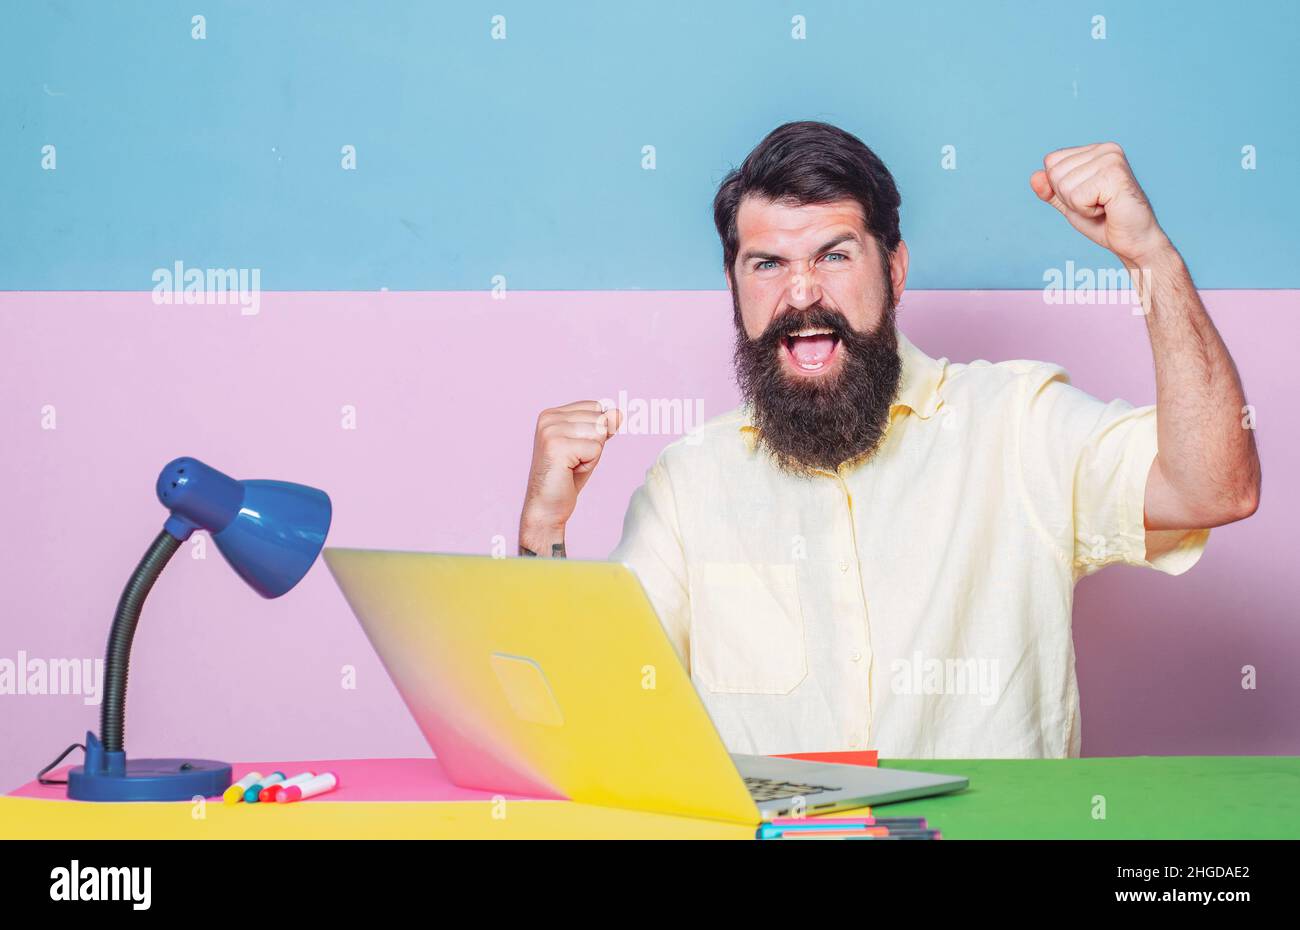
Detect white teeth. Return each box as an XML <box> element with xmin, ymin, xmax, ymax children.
<box><xmin>790</xmin><ymin>327</ymin><xmax>834</xmax><ymax>338</ymax></box>
<box><xmin>798</xmin><ymin>360</ymin><xmax>825</xmax><ymax>370</ymax></box>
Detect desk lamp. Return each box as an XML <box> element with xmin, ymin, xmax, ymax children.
<box><xmin>65</xmin><ymin>457</ymin><xmax>331</xmax><ymax>801</ymax></box>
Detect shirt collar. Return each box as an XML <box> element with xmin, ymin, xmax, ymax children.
<box><xmin>892</xmin><ymin>326</ymin><xmax>947</xmax><ymax>420</ymax></box>
<box><xmin>738</xmin><ymin>325</ymin><xmax>948</xmax><ymax>446</ymax></box>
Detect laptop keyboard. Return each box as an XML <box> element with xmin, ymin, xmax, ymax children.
<box><xmin>743</xmin><ymin>776</ymin><xmax>841</xmax><ymax>802</ymax></box>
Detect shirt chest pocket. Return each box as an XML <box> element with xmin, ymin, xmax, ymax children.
<box><xmin>688</xmin><ymin>562</ymin><xmax>808</xmax><ymax>695</ymax></box>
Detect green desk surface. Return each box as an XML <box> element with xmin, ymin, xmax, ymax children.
<box><xmin>873</xmin><ymin>757</ymin><xmax>1300</xmax><ymax>839</ymax></box>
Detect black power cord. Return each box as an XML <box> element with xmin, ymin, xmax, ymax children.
<box><xmin>37</xmin><ymin>742</ymin><xmax>86</xmax><ymax>786</ymax></box>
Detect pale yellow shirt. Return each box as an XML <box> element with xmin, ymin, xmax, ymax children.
<box><xmin>609</xmin><ymin>327</ymin><xmax>1210</xmax><ymax>759</ymax></box>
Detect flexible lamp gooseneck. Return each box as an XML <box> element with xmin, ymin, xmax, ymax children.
<box><xmin>65</xmin><ymin>457</ymin><xmax>332</xmax><ymax>801</ymax></box>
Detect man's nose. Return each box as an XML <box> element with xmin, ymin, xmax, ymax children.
<box><xmin>783</xmin><ymin>260</ymin><xmax>823</xmax><ymax>309</ymax></box>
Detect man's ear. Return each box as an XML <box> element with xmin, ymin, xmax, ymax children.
<box><xmin>890</xmin><ymin>240</ymin><xmax>910</xmax><ymax>306</ymax></box>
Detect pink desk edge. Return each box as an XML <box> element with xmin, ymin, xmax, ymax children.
<box><xmin>9</xmin><ymin>758</ymin><xmax>537</xmax><ymax>803</ymax></box>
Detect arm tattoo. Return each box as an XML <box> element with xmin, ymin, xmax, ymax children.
<box><xmin>517</xmin><ymin>543</ymin><xmax>566</xmax><ymax>558</ymax></box>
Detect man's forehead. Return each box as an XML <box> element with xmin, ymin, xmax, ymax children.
<box><xmin>736</xmin><ymin>196</ymin><xmax>867</xmax><ymax>246</ymax></box>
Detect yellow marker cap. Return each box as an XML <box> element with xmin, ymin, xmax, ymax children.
<box><xmin>222</xmin><ymin>771</ymin><xmax>264</xmax><ymax>805</ymax></box>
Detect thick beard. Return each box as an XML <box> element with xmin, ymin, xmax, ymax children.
<box><xmin>733</xmin><ymin>299</ymin><xmax>901</xmax><ymax>476</ymax></box>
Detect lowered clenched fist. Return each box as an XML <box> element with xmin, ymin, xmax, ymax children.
<box><xmin>1030</xmin><ymin>142</ymin><xmax>1172</xmax><ymax>267</ymax></box>
<box><xmin>518</xmin><ymin>401</ymin><xmax>623</xmax><ymax>557</ymax></box>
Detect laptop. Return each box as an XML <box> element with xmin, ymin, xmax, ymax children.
<box><xmin>323</xmin><ymin>548</ymin><xmax>968</xmax><ymax>826</ymax></box>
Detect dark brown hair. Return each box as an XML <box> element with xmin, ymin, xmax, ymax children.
<box><xmin>713</xmin><ymin>121</ymin><xmax>902</xmax><ymax>286</ymax></box>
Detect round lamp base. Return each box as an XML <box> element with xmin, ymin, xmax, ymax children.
<box><xmin>67</xmin><ymin>757</ymin><xmax>232</xmax><ymax>802</ymax></box>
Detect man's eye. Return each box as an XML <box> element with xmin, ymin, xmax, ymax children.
<box><xmin>823</xmin><ymin>252</ymin><xmax>847</xmax><ymax>263</ymax></box>
<box><xmin>755</xmin><ymin>260</ymin><xmax>778</xmax><ymax>271</ymax></box>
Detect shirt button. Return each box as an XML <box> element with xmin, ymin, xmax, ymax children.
<box><xmin>848</xmin><ymin>738</ymin><xmax>860</xmax><ymax>748</ymax></box>
<box><xmin>838</xmin><ymin>561</ymin><xmax>849</xmax><ymax>573</ymax></box>
<box><xmin>850</xmin><ymin>651</ymin><xmax>862</xmax><ymax>662</ymax></box>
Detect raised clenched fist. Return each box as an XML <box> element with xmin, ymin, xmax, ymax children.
<box><xmin>1030</xmin><ymin>142</ymin><xmax>1171</xmax><ymax>267</ymax></box>
<box><xmin>518</xmin><ymin>400</ymin><xmax>623</xmax><ymax>557</ymax></box>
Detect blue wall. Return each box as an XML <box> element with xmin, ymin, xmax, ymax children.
<box><xmin>3</xmin><ymin>0</ymin><xmax>1296</xmax><ymax>290</ymax></box>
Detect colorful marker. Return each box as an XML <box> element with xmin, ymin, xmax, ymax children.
<box><xmin>259</xmin><ymin>772</ymin><xmax>315</xmax><ymax>803</ymax></box>
<box><xmin>771</xmin><ymin>817</ymin><xmax>928</xmax><ymax>828</ymax></box>
<box><xmin>844</xmin><ymin>831</ymin><xmax>942</xmax><ymax>840</ymax></box>
<box><xmin>277</xmin><ymin>772</ymin><xmax>339</xmax><ymax>803</ymax></box>
<box><xmin>243</xmin><ymin>771</ymin><xmax>286</xmax><ymax>803</ymax></box>
<box><xmin>774</xmin><ymin>832</ymin><xmax>889</xmax><ymax>842</ymax></box>
<box><xmin>759</xmin><ymin>819</ymin><xmax>933</xmax><ymax>840</ymax></box>
<box><xmin>223</xmin><ymin>772</ymin><xmax>263</xmax><ymax>805</ymax></box>
<box><xmin>784</xmin><ymin>829</ymin><xmax>942</xmax><ymax>841</ymax></box>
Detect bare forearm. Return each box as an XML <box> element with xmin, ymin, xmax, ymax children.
<box><xmin>1030</xmin><ymin>141</ymin><xmax>1259</xmax><ymax>527</ymax></box>
<box><xmin>1133</xmin><ymin>244</ymin><xmax>1260</xmax><ymax>524</ymax></box>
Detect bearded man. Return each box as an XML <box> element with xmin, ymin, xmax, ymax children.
<box><xmin>516</xmin><ymin>121</ymin><xmax>1260</xmax><ymax>759</ymax></box>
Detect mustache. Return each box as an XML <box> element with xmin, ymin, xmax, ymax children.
<box><xmin>749</xmin><ymin>305</ymin><xmax>857</xmax><ymax>351</ymax></box>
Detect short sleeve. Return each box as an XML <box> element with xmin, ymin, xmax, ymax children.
<box><xmin>609</xmin><ymin>460</ymin><xmax>691</xmax><ymax>663</ymax></box>
<box><xmin>1018</xmin><ymin>365</ymin><xmax>1210</xmax><ymax>580</ymax></box>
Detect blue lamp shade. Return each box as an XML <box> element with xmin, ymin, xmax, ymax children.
<box><xmin>156</xmin><ymin>457</ymin><xmax>332</xmax><ymax>597</ymax></box>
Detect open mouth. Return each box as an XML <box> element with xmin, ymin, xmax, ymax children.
<box><xmin>782</xmin><ymin>327</ymin><xmax>841</xmax><ymax>374</ymax></box>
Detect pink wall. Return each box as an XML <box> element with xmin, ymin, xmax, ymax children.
<box><xmin>1</xmin><ymin>289</ymin><xmax>1294</xmax><ymax>791</ymax></box>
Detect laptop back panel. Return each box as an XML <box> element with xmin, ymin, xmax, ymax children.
<box><xmin>323</xmin><ymin>548</ymin><xmax>762</xmax><ymax>825</ymax></box>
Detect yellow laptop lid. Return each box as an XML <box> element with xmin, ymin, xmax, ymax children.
<box><xmin>324</xmin><ymin>549</ymin><xmax>762</xmax><ymax>826</ymax></box>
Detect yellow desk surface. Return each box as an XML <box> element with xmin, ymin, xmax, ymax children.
<box><xmin>0</xmin><ymin>795</ymin><xmax>768</xmax><ymax>839</ymax></box>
